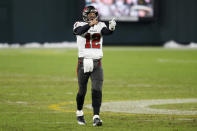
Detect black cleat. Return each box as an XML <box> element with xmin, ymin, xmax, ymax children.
<box><xmin>93</xmin><ymin>118</ymin><xmax>102</xmax><ymax>126</ymax></box>
<box><xmin>77</xmin><ymin>116</ymin><xmax>86</xmax><ymax>125</ymax></box>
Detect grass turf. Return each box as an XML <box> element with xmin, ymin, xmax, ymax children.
<box><xmin>0</xmin><ymin>47</ymin><xmax>197</xmax><ymax>131</ymax></box>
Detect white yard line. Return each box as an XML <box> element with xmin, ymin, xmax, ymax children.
<box><xmin>85</xmin><ymin>99</ymin><xmax>197</xmax><ymax>115</ymax></box>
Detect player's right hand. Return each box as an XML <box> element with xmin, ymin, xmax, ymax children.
<box><xmin>89</xmin><ymin>18</ymin><xmax>98</xmax><ymax>26</ymax></box>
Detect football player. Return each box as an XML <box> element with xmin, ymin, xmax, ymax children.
<box><xmin>73</xmin><ymin>6</ymin><xmax>116</xmax><ymax>126</ymax></box>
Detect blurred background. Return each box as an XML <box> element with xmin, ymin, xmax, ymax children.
<box><xmin>0</xmin><ymin>0</ymin><xmax>197</xmax><ymax>46</ymax></box>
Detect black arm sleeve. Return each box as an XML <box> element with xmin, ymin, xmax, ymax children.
<box><xmin>101</xmin><ymin>27</ymin><xmax>113</xmax><ymax>35</ymax></box>
<box><xmin>73</xmin><ymin>24</ymin><xmax>91</xmax><ymax>35</ymax></box>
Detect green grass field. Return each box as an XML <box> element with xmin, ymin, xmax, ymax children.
<box><xmin>0</xmin><ymin>47</ymin><xmax>197</xmax><ymax>131</ymax></box>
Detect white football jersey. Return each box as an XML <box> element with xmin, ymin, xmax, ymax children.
<box><xmin>73</xmin><ymin>21</ymin><xmax>107</xmax><ymax>59</ymax></box>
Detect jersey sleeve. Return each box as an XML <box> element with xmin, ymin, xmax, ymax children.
<box><xmin>73</xmin><ymin>21</ymin><xmax>88</xmax><ymax>30</ymax></box>
<box><xmin>73</xmin><ymin>22</ymin><xmax>82</xmax><ymax>30</ymax></box>
<box><xmin>101</xmin><ymin>27</ymin><xmax>113</xmax><ymax>35</ymax></box>
<box><xmin>100</xmin><ymin>22</ymin><xmax>113</xmax><ymax>35</ymax></box>
<box><xmin>100</xmin><ymin>22</ymin><xmax>107</xmax><ymax>29</ymax></box>
<box><xmin>73</xmin><ymin>21</ymin><xmax>91</xmax><ymax>35</ymax></box>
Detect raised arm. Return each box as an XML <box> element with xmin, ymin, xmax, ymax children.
<box><xmin>73</xmin><ymin>19</ymin><xmax>98</xmax><ymax>35</ymax></box>
<box><xmin>101</xmin><ymin>18</ymin><xmax>116</xmax><ymax>36</ymax></box>
<box><xmin>73</xmin><ymin>24</ymin><xmax>91</xmax><ymax>35</ymax></box>
<box><xmin>101</xmin><ymin>27</ymin><xmax>113</xmax><ymax>35</ymax></box>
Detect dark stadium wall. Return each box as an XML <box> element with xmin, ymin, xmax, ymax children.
<box><xmin>0</xmin><ymin>0</ymin><xmax>197</xmax><ymax>45</ymax></box>
<box><xmin>159</xmin><ymin>0</ymin><xmax>197</xmax><ymax>44</ymax></box>
<box><xmin>11</xmin><ymin>0</ymin><xmax>76</xmax><ymax>43</ymax></box>
<box><xmin>0</xmin><ymin>0</ymin><xmax>12</xmax><ymax>43</ymax></box>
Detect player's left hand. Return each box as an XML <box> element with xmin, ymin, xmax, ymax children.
<box><xmin>109</xmin><ymin>18</ymin><xmax>116</xmax><ymax>31</ymax></box>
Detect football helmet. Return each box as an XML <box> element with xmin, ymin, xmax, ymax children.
<box><xmin>82</xmin><ymin>6</ymin><xmax>98</xmax><ymax>22</ymax></box>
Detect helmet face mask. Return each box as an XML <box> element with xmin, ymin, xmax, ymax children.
<box><xmin>83</xmin><ymin>6</ymin><xmax>98</xmax><ymax>22</ymax></box>
<box><xmin>88</xmin><ymin>12</ymin><xmax>96</xmax><ymax>21</ymax></box>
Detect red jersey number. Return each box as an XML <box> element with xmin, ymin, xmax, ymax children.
<box><xmin>85</xmin><ymin>33</ymin><xmax>101</xmax><ymax>49</ymax></box>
